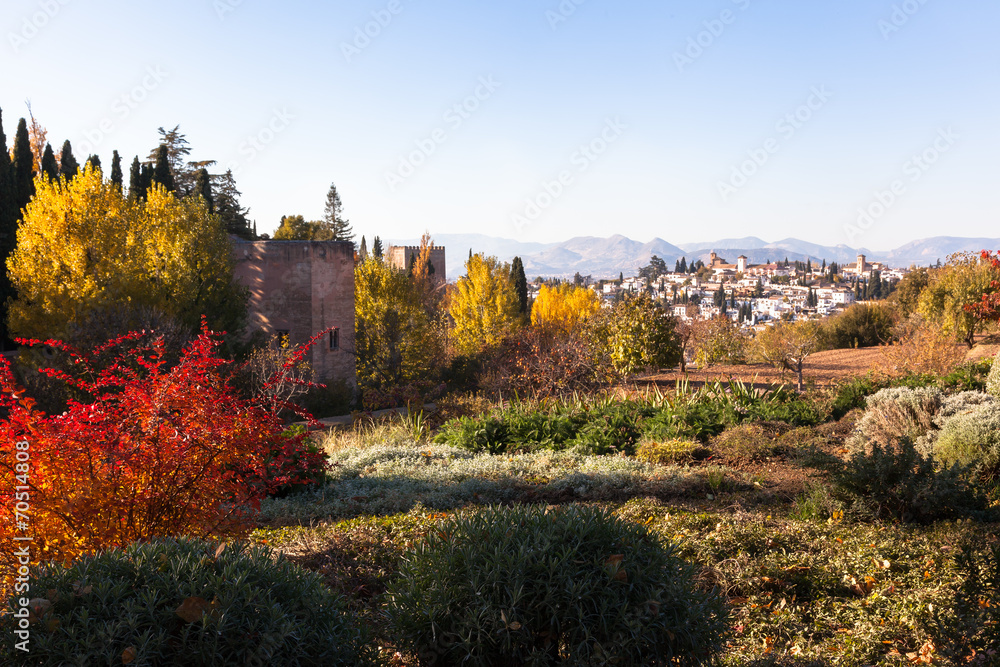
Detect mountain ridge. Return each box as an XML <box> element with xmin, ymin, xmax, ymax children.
<box><xmin>387</xmin><ymin>234</ymin><xmax>1000</xmax><ymax>280</ymax></box>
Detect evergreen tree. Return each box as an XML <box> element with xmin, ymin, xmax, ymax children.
<box><xmin>322</xmin><ymin>181</ymin><xmax>353</xmax><ymax>242</ymax></box>
<box><xmin>110</xmin><ymin>150</ymin><xmax>123</xmax><ymax>190</ymax></box>
<box><xmin>0</xmin><ymin>109</ymin><xmax>18</xmax><ymax>348</ymax></box>
<box><xmin>128</xmin><ymin>156</ymin><xmax>142</xmax><ymax>200</ymax></box>
<box><xmin>146</xmin><ymin>126</ymin><xmax>193</xmax><ymax>195</ymax></box>
<box><xmin>13</xmin><ymin>118</ymin><xmax>36</xmax><ymax>209</ymax></box>
<box><xmin>85</xmin><ymin>155</ymin><xmax>102</xmax><ymax>172</ymax></box>
<box><xmin>674</xmin><ymin>259</ymin><xmax>681</xmax><ymax>273</ymax></box>
<box><xmin>213</xmin><ymin>170</ymin><xmax>252</xmax><ymax>238</ymax></box>
<box><xmin>152</xmin><ymin>144</ymin><xmax>174</xmax><ymax>191</ymax></box>
<box><xmin>140</xmin><ymin>163</ymin><xmax>154</xmax><ymax>198</ymax></box>
<box><xmin>510</xmin><ymin>256</ymin><xmax>528</xmax><ymax>315</ymax></box>
<box><xmin>358</xmin><ymin>235</ymin><xmax>368</xmax><ymax>261</ymax></box>
<box><xmin>679</xmin><ymin>257</ymin><xmax>687</xmax><ymax>274</ymax></box>
<box><xmin>58</xmin><ymin>139</ymin><xmax>79</xmax><ymax>181</ymax></box>
<box><xmin>821</xmin><ymin>258</ymin><xmax>826</xmax><ymax>273</ymax></box>
<box><xmin>806</xmin><ymin>258</ymin><xmax>812</xmax><ymax>273</ymax></box>
<box><xmin>372</xmin><ymin>236</ymin><xmax>384</xmax><ymax>259</ymax></box>
<box><xmin>40</xmin><ymin>143</ymin><xmax>58</xmax><ymax>181</ymax></box>
<box><xmin>194</xmin><ymin>168</ymin><xmax>213</xmax><ymax>213</ymax></box>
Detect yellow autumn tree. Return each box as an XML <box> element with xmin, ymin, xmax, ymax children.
<box><xmin>530</xmin><ymin>283</ymin><xmax>600</xmax><ymax>336</ymax></box>
<box><xmin>7</xmin><ymin>166</ymin><xmax>246</xmax><ymax>342</ymax></box>
<box><xmin>449</xmin><ymin>253</ymin><xmax>520</xmax><ymax>355</ymax></box>
<box><xmin>354</xmin><ymin>256</ymin><xmax>442</xmax><ymax>389</ymax></box>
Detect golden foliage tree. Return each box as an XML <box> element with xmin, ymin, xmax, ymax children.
<box><xmin>7</xmin><ymin>166</ymin><xmax>246</xmax><ymax>341</ymax></box>
<box><xmin>449</xmin><ymin>253</ymin><xmax>520</xmax><ymax>356</ymax></box>
<box><xmin>918</xmin><ymin>252</ymin><xmax>1000</xmax><ymax>348</ymax></box>
<box><xmin>355</xmin><ymin>256</ymin><xmax>442</xmax><ymax>389</ymax></box>
<box><xmin>530</xmin><ymin>283</ymin><xmax>600</xmax><ymax>336</ymax></box>
<box><xmin>411</xmin><ymin>231</ymin><xmax>443</xmax><ymax>314</ymax></box>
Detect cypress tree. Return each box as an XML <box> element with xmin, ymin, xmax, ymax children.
<box><xmin>152</xmin><ymin>145</ymin><xmax>174</xmax><ymax>191</ymax></box>
<box><xmin>510</xmin><ymin>256</ymin><xmax>528</xmax><ymax>315</ymax></box>
<box><xmin>0</xmin><ymin>110</ymin><xmax>17</xmax><ymax>348</ymax></box>
<box><xmin>59</xmin><ymin>140</ymin><xmax>79</xmax><ymax>181</ymax></box>
<box><xmin>110</xmin><ymin>150</ymin><xmax>123</xmax><ymax>190</ymax></box>
<box><xmin>128</xmin><ymin>156</ymin><xmax>142</xmax><ymax>199</ymax></box>
<box><xmin>85</xmin><ymin>154</ymin><xmax>102</xmax><ymax>172</ymax></box>
<box><xmin>140</xmin><ymin>163</ymin><xmax>153</xmax><ymax>197</ymax></box>
<box><xmin>40</xmin><ymin>143</ymin><xmax>58</xmax><ymax>181</ymax></box>
<box><xmin>679</xmin><ymin>257</ymin><xmax>687</xmax><ymax>274</ymax></box>
<box><xmin>372</xmin><ymin>236</ymin><xmax>384</xmax><ymax>259</ymax></box>
<box><xmin>358</xmin><ymin>236</ymin><xmax>368</xmax><ymax>261</ymax></box>
<box><xmin>194</xmin><ymin>168</ymin><xmax>213</xmax><ymax>213</ymax></box>
<box><xmin>12</xmin><ymin>118</ymin><xmax>35</xmax><ymax>210</ymax></box>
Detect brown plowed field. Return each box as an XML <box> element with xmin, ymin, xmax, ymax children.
<box><xmin>637</xmin><ymin>345</ymin><xmax>972</xmax><ymax>390</ymax></box>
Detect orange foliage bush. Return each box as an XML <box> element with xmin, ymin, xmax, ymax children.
<box><xmin>0</xmin><ymin>326</ymin><xmax>323</xmax><ymax>590</ymax></box>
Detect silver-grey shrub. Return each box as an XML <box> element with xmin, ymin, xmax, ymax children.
<box><xmin>986</xmin><ymin>353</ymin><xmax>1000</xmax><ymax>398</ymax></box>
<box><xmin>934</xmin><ymin>402</ymin><xmax>1000</xmax><ymax>479</ymax></box>
<box><xmin>847</xmin><ymin>387</ymin><xmax>943</xmax><ymax>455</ymax></box>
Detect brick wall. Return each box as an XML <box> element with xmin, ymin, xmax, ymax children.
<box><xmin>231</xmin><ymin>240</ymin><xmax>356</xmax><ymax>387</ymax></box>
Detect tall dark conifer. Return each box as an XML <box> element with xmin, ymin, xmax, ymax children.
<box><xmin>12</xmin><ymin>118</ymin><xmax>35</xmax><ymax>210</ymax></box>
<box><xmin>128</xmin><ymin>156</ymin><xmax>142</xmax><ymax>199</ymax></box>
<box><xmin>510</xmin><ymin>256</ymin><xmax>528</xmax><ymax>315</ymax></box>
<box><xmin>59</xmin><ymin>140</ymin><xmax>79</xmax><ymax>181</ymax></box>
<box><xmin>152</xmin><ymin>145</ymin><xmax>174</xmax><ymax>191</ymax></box>
<box><xmin>0</xmin><ymin>110</ymin><xmax>18</xmax><ymax>348</ymax></box>
<box><xmin>40</xmin><ymin>144</ymin><xmax>58</xmax><ymax>181</ymax></box>
<box><xmin>110</xmin><ymin>150</ymin><xmax>123</xmax><ymax>190</ymax></box>
<box><xmin>372</xmin><ymin>236</ymin><xmax>384</xmax><ymax>259</ymax></box>
<box><xmin>85</xmin><ymin>155</ymin><xmax>102</xmax><ymax>172</ymax></box>
<box><xmin>194</xmin><ymin>168</ymin><xmax>213</xmax><ymax>213</ymax></box>
<box><xmin>140</xmin><ymin>163</ymin><xmax>154</xmax><ymax>197</ymax></box>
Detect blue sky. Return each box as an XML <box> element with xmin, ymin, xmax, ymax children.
<box><xmin>2</xmin><ymin>0</ymin><xmax>997</xmax><ymax>250</ymax></box>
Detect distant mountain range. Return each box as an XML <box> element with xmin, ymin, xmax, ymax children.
<box><xmin>386</xmin><ymin>233</ymin><xmax>1000</xmax><ymax>280</ymax></box>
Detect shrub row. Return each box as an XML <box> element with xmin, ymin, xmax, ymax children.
<box><xmin>4</xmin><ymin>508</ymin><xmax>727</xmax><ymax>667</ymax></box>
<box><xmin>434</xmin><ymin>382</ymin><xmax>824</xmax><ymax>455</ymax></box>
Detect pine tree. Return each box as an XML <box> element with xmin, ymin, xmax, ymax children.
<box><xmin>128</xmin><ymin>156</ymin><xmax>142</xmax><ymax>200</ymax></box>
<box><xmin>40</xmin><ymin>143</ymin><xmax>58</xmax><ymax>181</ymax></box>
<box><xmin>372</xmin><ymin>236</ymin><xmax>384</xmax><ymax>259</ymax></box>
<box><xmin>194</xmin><ymin>168</ymin><xmax>213</xmax><ymax>213</ymax></box>
<box><xmin>213</xmin><ymin>170</ymin><xmax>252</xmax><ymax>238</ymax></box>
<box><xmin>110</xmin><ymin>150</ymin><xmax>123</xmax><ymax>190</ymax></box>
<box><xmin>510</xmin><ymin>256</ymin><xmax>528</xmax><ymax>315</ymax></box>
<box><xmin>322</xmin><ymin>182</ymin><xmax>353</xmax><ymax>242</ymax></box>
<box><xmin>12</xmin><ymin>118</ymin><xmax>35</xmax><ymax>210</ymax></box>
<box><xmin>85</xmin><ymin>155</ymin><xmax>102</xmax><ymax>172</ymax></box>
<box><xmin>58</xmin><ymin>139</ymin><xmax>79</xmax><ymax>181</ymax></box>
<box><xmin>146</xmin><ymin>126</ymin><xmax>193</xmax><ymax>195</ymax></box>
<box><xmin>152</xmin><ymin>145</ymin><xmax>174</xmax><ymax>191</ymax></box>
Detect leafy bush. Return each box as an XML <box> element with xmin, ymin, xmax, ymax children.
<box><xmin>934</xmin><ymin>402</ymin><xmax>1000</xmax><ymax>480</ymax></box>
<box><xmin>987</xmin><ymin>352</ymin><xmax>1000</xmax><ymax>398</ymax></box>
<box><xmin>831</xmin><ymin>441</ymin><xmax>987</xmax><ymax>523</ymax></box>
<box><xmin>711</xmin><ymin>423</ymin><xmax>794</xmax><ymax>464</ymax></box>
<box><xmin>0</xmin><ymin>327</ymin><xmax>322</xmax><ymax>586</ymax></box>
<box><xmin>818</xmin><ymin>302</ymin><xmax>895</xmax><ymax>350</ymax></box>
<box><xmin>0</xmin><ymin>538</ymin><xmax>365</xmax><ymax>666</ymax></box>
<box><xmin>636</xmin><ymin>439</ymin><xmax>710</xmax><ymax>465</ymax></box>
<box><xmin>938</xmin><ymin>357</ymin><xmax>994</xmax><ymax>393</ymax></box>
<box><xmin>386</xmin><ymin>504</ymin><xmax>728</xmax><ymax>666</ymax></box>
<box><xmin>846</xmin><ymin>386</ymin><xmax>942</xmax><ymax>455</ymax></box>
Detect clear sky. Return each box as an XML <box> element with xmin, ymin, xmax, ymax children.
<box><xmin>2</xmin><ymin>0</ymin><xmax>997</xmax><ymax>250</ymax></box>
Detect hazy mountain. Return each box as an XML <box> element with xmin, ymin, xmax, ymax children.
<box><xmin>386</xmin><ymin>233</ymin><xmax>556</xmax><ymax>278</ymax></box>
<box><xmin>884</xmin><ymin>236</ymin><xmax>1000</xmax><ymax>267</ymax></box>
<box><xmin>519</xmin><ymin>235</ymin><xmax>685</xmax><ymax>279</ymax></box>
<box><xmin>677</xmin><ymin>236</ymin><xmax>769</xmax><ymax>252</ymax></box>
<box><xmin>388</xmin><ymin>233</ymin><xmax>1000</xmax><ymax>280</ymax></box>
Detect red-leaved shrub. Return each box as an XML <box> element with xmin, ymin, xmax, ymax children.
<box><xmin>0</xmin><ymin>325</ymin><xmax>326</xmax><ymax>588</ymax></box>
